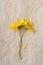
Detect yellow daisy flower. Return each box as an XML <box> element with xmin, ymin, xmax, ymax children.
<box><xmin>9</xmin><ymin>18</ymin><xmax>35</xmax><ymax>60</ymax></box>
<box><xmin>9</xmin><ymin>18</ymin><xmax>35</xmax><ymax>32</ymax></box>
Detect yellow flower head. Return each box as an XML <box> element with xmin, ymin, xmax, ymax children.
<box><xmin>9</xmin><ymin>18</ymin><xmax>35</xmax><ymax>32</ymax></box>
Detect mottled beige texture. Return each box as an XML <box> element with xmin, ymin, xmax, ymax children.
<box><xmin>0</xmin><ymin>0</ymin><xmax>43</xmax><ymax>65</ymax></box>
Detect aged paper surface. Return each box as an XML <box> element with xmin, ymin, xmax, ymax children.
<box><xmin>0</xmin><ymin>0</ymin><xmax>43</xmax><ymax>65</ymax></box>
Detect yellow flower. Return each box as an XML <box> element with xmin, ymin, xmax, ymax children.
<box><xmin>9</xmin><ymin>18</ymin><xmax>35</xmax><ymax>32</ymax></box>
<box><xmin>9</xmin><ymin>18</ymin><xmax>35</xmax><ymax>60</ymax></box>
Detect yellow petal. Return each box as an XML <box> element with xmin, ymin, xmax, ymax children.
<box><xmin>9</xmin><ymin>21</ymin><xmax>18</xmax><ymax>29</ymax></box>
<box><xmin>29</xmin><ymin>22</ymin><xmax>33</xmax><ymax>25</ymax></box>
<box><xmin>28</xmin><ymin>27</ymin><xmax>35</xmax><ymax>32</ymax></box>
<box><xmin>23</xmin><ymin>44</ymin><xmax>27</xmax><ymax>49</ymax></box>
<box><xmin>25</xmin><ymin>18</ymin><xmax>28</xmax><ymax>22</ymax></box>
<box><xmin>16</xmin><ymin>18</ymin><xmax>19</xmax><ymax>24</ymax></box>
<box><xmin>24</xmin><ymin>18</ymin><xmax>28</xmax><ymax>25</ymax></box>
<box><xmin>20</xmin><ymin>18</ymin><xmax>25</xmax><ymax>25</ymax></box>
<box><xmin>16</xmin><ymin>18</ymin><xmax>23</xmax><ymax>27</ymax></box>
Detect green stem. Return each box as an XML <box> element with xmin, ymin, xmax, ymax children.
<box><xmin>19</xmin><ymin>35</ymin><xmax>22</xmax><ymax>59</ymax></box>
<box><xmin>19</xmin><ymin>30</ymin><xmax>25</xmax><ymax>60</ymax></box>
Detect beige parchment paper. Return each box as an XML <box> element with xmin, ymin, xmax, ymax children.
<box><xmin>0</xmin><ymin>0</ymin><xmax>43</xmax><ymax>65</ymax></box>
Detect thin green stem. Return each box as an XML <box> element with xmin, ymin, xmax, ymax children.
<box><xmin>18</xmin><ymin>30</ymin><xmax>25</xmax><ymax>60</ymax></box>
<box><xmin>19</xmin><ymin>35</ymin><xmax>22</xmax><ymax>59</ymax></box>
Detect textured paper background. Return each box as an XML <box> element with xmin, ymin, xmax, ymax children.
<box><xmin>0</xmin><ymin>0</ymin><xmax>43</xmax><ymax>65</ymax></box>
